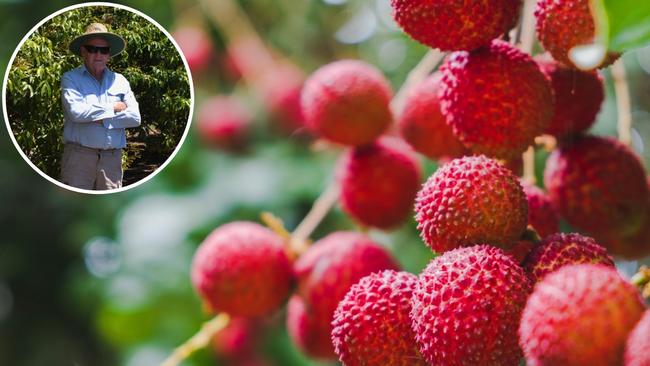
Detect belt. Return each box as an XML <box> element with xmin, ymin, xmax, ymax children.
<box><xmin>65</xmin><ymin>142</ymin><xmax>122</xmax><ymax>153</ymax></box>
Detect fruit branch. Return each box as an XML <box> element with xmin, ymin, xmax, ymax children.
<box><xmin>611</xmin><ymin>59</ymin><xmax>633</xmax><ymax>146</ymax></box>
<box><xmin>390</xmin><ymin>49</ymin><xmax>445</xmax><ymax>116</ymax></box>
<box><xmin>518</xmin><ymin>0</ymin><xmax>538</xmax><ymax>184</ymax></box>
<box><xmin>289</xmin><ymin>182</ymin><xmax>340</xmax><ymax>256</ymax></box>
<box><xmin>631</xmin><ymin>265</ymin><xmax>650</xmax><ymax>298</ymax></box>
<box><xmin>160</xmin><ymin>313</ymin><xmax>230</xmax><ymax>366</ymax></box>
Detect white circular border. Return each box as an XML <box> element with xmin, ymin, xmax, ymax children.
<box><xmin>2</xmin><ymin>1</ymin><xmax>195</xmax><ymax>195</ymax></box>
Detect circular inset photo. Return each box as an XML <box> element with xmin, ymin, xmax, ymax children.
<box><xmin>2</xmin><ymin>2</ymin><xmax>193</xmax><ymax>194</ymax></box>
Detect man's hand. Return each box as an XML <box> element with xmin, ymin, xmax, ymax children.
<box><xmin>113</xmin><ymin>101</ymin><xmax>127</xmax><ymax>113</ymax></box>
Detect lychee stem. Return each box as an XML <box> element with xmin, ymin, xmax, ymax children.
<box><xmin>521</xmin><ymin>226</ymin><xmax>542</xmax><ymax>244</ymax></box>
<box><xmin>290</xmin><ymin>182</ymin><xmax>340</xmax><ymax>256</ymax></box>
<box><xmin>160</xmin><ymin>313</ymin><xmax>230</xmax><ymax>366</ymax></box>
<box><xmin>390</xmin><ymin>49</ymin><xmax>445</xmax><ymax>116</ymax></box>
<box><xmin>612</xmin><ymin>59</ymin><xmax>632</xmax><ymax>147</ymax></box>
<box><xmin>535</xmin><ymin>134</ymin><xmax>557</xmax><ymax>152</ymax></box>
<box><xmin>631</xmin><ymin>266</ymin><xmax>650</xmax><ymax>299</ymax></box>
<box><xmin>517</xmin><ymin>0</ymin><xmax>537</xmax><ymax>185</ymax></box>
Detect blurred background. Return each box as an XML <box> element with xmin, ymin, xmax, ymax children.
<box><xmin>1</xmin><ymin>0</ymin><xmax>650</xmax><ymax>365</ymax></box>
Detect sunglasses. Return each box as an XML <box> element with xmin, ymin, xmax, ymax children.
<box><xmin>83</xmin><ymin>45</ymin><xmax>110</xmax><ymax>55</ymax></box>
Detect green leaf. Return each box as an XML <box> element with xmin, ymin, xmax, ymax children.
<box><xmin>592</xmin><ymin>0</ymin><xmax>650</xmax><ymax>52</ymax></box>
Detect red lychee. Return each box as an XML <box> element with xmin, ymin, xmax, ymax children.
<box><xmin>544</xmin><ymin>135</ymin><xmax>649</xmax><ymax>238</ymax></box>
<box><xmin>337</xmin><ymin>138</ymin><xmax>422</xmax><ymax>229</ymax></box>
<box><xmin>172</xmin><ymin>26</ymin><xmax>214</xmax><ymax>73</ymax></box>
<box><xmin>390</xmin><ymin>0</ymin><xmax>522</xmax><ymax>51</ymax></box>
<box><xmin>288</xmin><ymin>231</ymin><xmax>399</xmax><ymax>359</ymax></box>
<box><xmin>522</xmin><ymin>233</ymin><xmax>614</xmax><ymax>284</ymax></box>
<box><xmin>521</xmin><ymin>181</ymin><xmax>560</xmax><ymax>238</ymax></box>
<box><xmin>191</xmin><ymin>222</ymin><xmax>293</xmax><ymax>317</ymax></box>
<box><xmin>415</xmin><ymin>155</ymin><xmax>528</xmax><ymax>253</ymax></box>
<box><xmin>257</xmin><ymin>62</ymin><xmax>308</xmax><ymax>136</ymax></box>
<box><xmin>507</xmin><ymin>240</ymin><xmax>537</xmax><ymax>264</ymax></box>
<box><xmin>301</xmin><ymin>60</ymin><xmax>393</xmax><ymax>146</ymax></box>
<box><xmin>625</xmin><ymin>310</ymin><xmax>650</xmax><ymax>366</ymax></box>
<box><xmin>213</xmin><ymin>317</ymin><xmax>259</xmax><ymax>360</ymax></box>
<box><xmin>331</xmin><ymin>270</ymin><xmax>427</xmax><ymax>366</ymax></box>
<box><xmin>439</xmin><ymin>40</ymin><xmax>554</xmax><ymax>160</ymax></box>
<box><xmin>535</xmin><ymin>0</ymin><xmax>619</xmax><ymax>69</ymax></box>
<box><xmin>197</xmin><ymin>96</ymin><xmax>251</xmax><ymax>152</ymax></box>
<box><xmin>537</xmin><ymin>57</ymin><xmax>604</xmax><ymax>138</ymax></box>
<box><xmin>520</xmin><ymin>264</ymin><xmax>645</xmax><ymax>366</ymax></box>
<box><xmin>397</xmin><ymin>73</ymin><xmax>467</xmax><ymax>160</ymax></box>
<box><xmin>411</xmin><ymin>245</ymin><xmax>531</xmax><ymax>365</ymax></box>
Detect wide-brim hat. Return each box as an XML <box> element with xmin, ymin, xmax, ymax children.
<box><xmin>69</xmin><ymin>23</ymin><xmax>126</xmax><ymax>57</ymax></box>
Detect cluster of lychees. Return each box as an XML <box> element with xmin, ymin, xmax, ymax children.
<box><xmin>184</xmin><ymin>0</ymin><xmax>650</xmax><ymax>365</ymax></box>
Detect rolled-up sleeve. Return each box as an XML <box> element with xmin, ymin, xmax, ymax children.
<box><xmin>103</xmin><ymin>80</ymin><xmax>141</xmax><ymax>129</ymax></box>
<box><xmin>61</xmin><ymin>74</ymin><xmax>115</xmax><ymax>123</ymax></box>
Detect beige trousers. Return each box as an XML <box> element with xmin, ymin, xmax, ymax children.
<box><xmin>59</xmin><ymin>143</ymin><xmax>123</xmax><ymax>190</ymax></box>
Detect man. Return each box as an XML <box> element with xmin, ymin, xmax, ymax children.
<box><xmin>60</xmin><ymin>23</ymin><xmax>141</xmax><ymax>190</ymax></box>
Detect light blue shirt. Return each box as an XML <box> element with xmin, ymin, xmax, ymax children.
<box><xmin>61</xmin><ymin>65</ymin><xmax>141</xmax><ymax>149</ymax></box>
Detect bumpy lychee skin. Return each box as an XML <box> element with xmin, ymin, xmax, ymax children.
<box><xmin>522</xmin><ymin>233</ymin><xmax>614</xmax><ymax>284</ymax></box>
<box><xmin>411</xmin><ymin>245</ymin><xmax>531</xmax><ymax>365</ymax></box>
<box><xmin>398</xmin><ymin>73</ymin><xmax>467</xmax><ymax>160</ymax></box>
<box><xmin>301</xmin><ymin>60</ymin><xmax>393</xmax><ymax>146</ymax></box>
<box><xmin>415</xmin><ymin>155</ymin><xmax>528</xmax><ymax>253</ymax></box>
<box><xmin>624</xmin><ymin>310</ymin><xmax>650</xmax><ymax>366</ymax></box>
<box><xmin>390</xmin><ymin>0</ymin><xmax>522</xmax><ymax>51</ymax></box>
<box><xmin>521</xmin><ymin>181</ymin><xmax>560</xmax><ymax>238</ymax></box>
<box><xmin>332</xmin><ymin>270</ymin><xmax>427</xmax><ymax>366</ymax></box>
<box><xmin>537</xmin><ymin>58</ymin><xmax>604</xmax><ymax>138</ymax></box>
<box><xmin>439</xmin><ymin>40</ymin><xmax>554</xmax><ymax>160</ymax></box>
<box><xmin>535</xmin><ymin>0</ymin><xmax>619</xmax><ymax>69</ymax></box>
<box><xmin>197</xmin><ymin>96</ymin><xmax>251</xmax><ymax>151</ymax></box>
<box><xmin>289</xmin><ymin>231</ymin><xmax>399</xmax><ymax>359</ymax></box>
<box><xmin>520</xmin><ymin>264</ymin><xmax>645</xmax><ymax>366</ymax></box>
<box><xmin>544</xmin><ymin>135</ymin><xmax>649</xmax><ymax>239</ymax></box>
<box><xmin>338</xmin><ymin>138</ymin><xmax>422</xmax><ymax>229</ymax></box>
<box><xmin>191</xmin><ymin>222</ymin><xmax>293</xmax><ymax>317</ymax></box>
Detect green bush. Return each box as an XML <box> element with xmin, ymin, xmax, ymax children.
<box><xmin>6</xmin><ymin>5</ymin><xmax>191</xmax><ymax>178</ymax></box>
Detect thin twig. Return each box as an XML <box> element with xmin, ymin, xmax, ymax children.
<box><xmin>390</xmin><ymin>49</ymin><xmax>445</xmax><ymax>116</ymax></box>
<box><xmin>611</xmin><ymin>59</ymin><xmax>632</xmax><ymax>146</ymax></box>
<box><xmin>518</xmin><ymin>0</ymin><xmax>538</xmax><ymax>183</ymax></box>
<box><xmin>290</xmin><ymin>183</ymin><xmax>340</xmax><ymax>256</ymax></box>
<box><xmin>631</xmin><ymin>266</ymin><xmax>650</xmax><ymax>298</ymax></box>
<box><xmin>160</xmin><ymin>313</ymin><xmax>230</xmax><ymax>366</ymax></box>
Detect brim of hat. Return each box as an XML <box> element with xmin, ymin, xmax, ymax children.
<box><xmin>69</xmin><ymin>33</ymin><xmax>126</xmax><ymax>57</ymax></box>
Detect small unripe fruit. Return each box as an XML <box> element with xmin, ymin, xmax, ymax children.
<box><xmin>191</xmin><ymin>222</ymin><xmax>293</xmax><ymax>317</ymax></box>
<box><xmin>544</xmin><ymin>135</ymin><xmax>649</xmax><ymax>238</ymax></box>
<box><xmin>535</xmin><ymin>0</ymin><xmax>619</xmax><ymax>69</ymax></box>
<box><xmin>289</xmin><ymin>231</ymin><xmax>399</xmax><ymax>359</ymax></box>
<box><xmin>411</xmin><ymin>245</ymin><xmax>531</xmax><ymax>365</ymax></box>
<box><xmin>521</xmin><ymin>181</ymin><xmax>559</xmax><ymax>238</ymax></box>
<box><xmin>332</xmin><ymin>270</ymin><xmax>426</xmax><ymax>366</ymax></box>
<box><xmin>197</xmin><ymin>96</ymin><xmax>251</xmax><ymax>152</ymax></box>
<box><xmin>625</xmin><ymin>310</ymin><xmax>650</xmax><ymax>366</ymax></box>
<box><xmin>390</xmin><ymin>0</ymin><xmax>522</xmax><ymax>51</ymax></box>
<box><xmin>301</xmin><ymin>60</ymin><xmax>393</xmax><ymax>146</ymax></box>
<box><xmin>439</xmin><ymin>40</ymin><xmax>554</xmax><ymax>160</ymax></box>
<box><xmin>522</xmin><ymin>233</ymin><xmax>614</xmax><ymax>284</ymax></box>
<box><xmin>520</xmin><ymin>264</ymin><xmax>645</xmax><ymax>366</ymax></box>
<box><xmin>415</xmin><ymin>155</ymin><xmax>528</xmax><ymax>253</ymax></box>
<box><xmin>537</xmin><ymin>57</ymin><xmax>604</xmax><ymax>138</ymax></box>
<box><xmin>398</xmin><ymin>73</ymin><xmax>467</xmax><ymax>160</ymax></box>
<box><xmin>337</xmin><ymin>138</ymin><xmax>422</xmax><ymax>229</ymax></box>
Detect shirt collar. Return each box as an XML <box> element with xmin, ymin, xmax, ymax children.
<box><xmin>80</xmin><ymin>64</ymin><xmax>113</xmax><ymax>82</ymax></box>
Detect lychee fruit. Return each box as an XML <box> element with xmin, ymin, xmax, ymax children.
<box><xmin>537</xmin><ymin>57</ymin><xmax>605</xmax><ymax>138</ymax></box>
<box><xmin>213</xmin><ymin>317</ymin><xmax>259</xmax><ymax>360</ymax></box>
<box><xmin>197</xmin><ymin>96</ymin><xmax>251</xmax><ymax>152</ymax></box>
<box><xmin>172</xmin><ymin>26</ymin><xmax>214</xmax><ymax>73</ymax></box>
<box><xmin>257</xmin><ymin>62</ymin><xmax>308</xmax><ymax>136</ymax></box>
<box><xmin>535</xmin><ymin>0</ymin><xmax>619</xmax><ymax>69</ymax></box>
<box><xmin>301</xmin><ymin>60</ymin><xmax>393</xmax><ymax>146</ymax></box>
<box><xmin>521</xmin><ymin>181</ymin><xmax>560</xmax><ymax>238</ymax></box>
<box><xmin>331</xmin><ymin>270</ymin><xmax>427</xmax><ymax>366</ymax></box>
<box><xmin>390</xmin><ymin>0</ymin><xmax>522</xmax><ymax>51</ymax></box>
<box><xmin>397</xmin><ymin>73</ymin><xmax>467</xmax><ymax>160</ymax></box>
<box><xmin>506</xmin><ymin>240</ymin><xmax>537</xmax><ymax>264</ymax></box>
<box><xmin>519</xmin><ymin>264</ymin><xmax>645</xmax><ymax>366</ymax></box>
<box><xmin>624</xmin><ymin>310</ymin><xmax>650</xmax><ymax>366</ymax></box>
<box><xmin>544</xmin><ymin>135</ymin><xmax>649</xmax><ymax>238</ymax></box>
<box><xmin>411</xmin><ymin>245</ymin><xmax>531</xmax><ymax>365</ymax></box>
<box><xmin>337</xmin><ymin>138</ymin><xmax>422</xmax><ymax>229</ymax></box>
<box><xmin>439</xmin><ymin>40</ymin><xmax>554</xmax><ymax>160</ymax></box>
<box><xmin>415</xmin><ymin>155</ymin><xmax>528</xmax><ymax>253</ymax></box>
<box><xmin>522</xmin><ymin>233</ymin><xmax>614</xmax><ymax>284</ymax></box>
<box><xmin>288</xmin><ymin>231</ymin><xmax>399</xmax><ymax>359</ymax></box>
<box><xmin>191</xmin><ymin>221</ymin><xmax>293</xmax><ymax>317</ymax></box>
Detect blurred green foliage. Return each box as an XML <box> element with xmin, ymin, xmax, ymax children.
<box><xmin>5</xmin><ymin>5</ymin><xmax>190</xmax><ymax>177</ymax></box>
